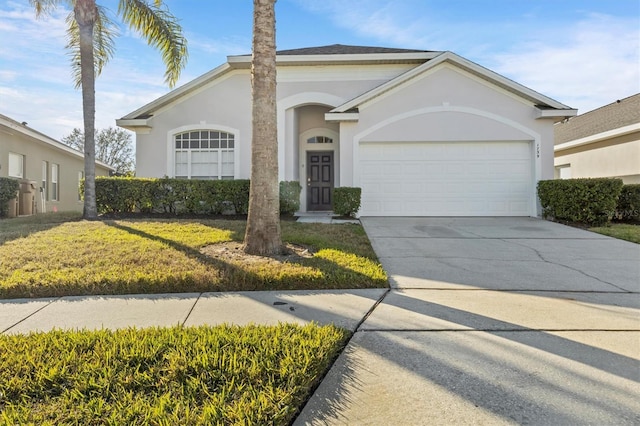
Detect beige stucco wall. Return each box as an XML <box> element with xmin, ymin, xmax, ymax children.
<box><xmin>339</xmin><ymin>65</ymin><xmax>555</xmax><ymax>191</ymax></box>
<box><xmin>135</xmin><ymin>64</ymin><xmax>414</xmax><ymax>181</ymax></box>
<box><xmin>0</xmin><ymin>127</ymin><xmax>110</xmax><ymax>213</ymax></box>
<box><xmin>554</xmin><ymin>132</ymin><xmax>640</xmax><ymax>184</ymax></box>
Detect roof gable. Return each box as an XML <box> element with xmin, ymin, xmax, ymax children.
<box><xmin>330</xmin><ymin>51</ymin><xmax>576</xmax><ymax>116</ymax></box>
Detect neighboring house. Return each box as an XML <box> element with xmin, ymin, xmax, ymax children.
<box><xmin>0</xmin><ymin>114</ymin><xmax>112</xmax><ymax>214</ymax></box>
<box><xmin>554</xmin><ymin>93</ymin><xmax>640</xmax><ymax>184</ymax></box>
<box><xmin>117</xmin><ymin>44</ymin><xmax>576</xmax><ymax>217</ymax></box>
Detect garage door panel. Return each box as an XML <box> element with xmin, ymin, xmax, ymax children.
<box><xmin>359</xmin><ymin>141</ymin><xmax>532</xmax><ymax>216</ymax></box>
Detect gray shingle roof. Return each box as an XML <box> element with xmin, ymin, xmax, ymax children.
<box><xmin>275</xmin><ymin>44</ymin><xmax>432</xmax><ymax>55</ymax></box>
<box><xmin>555</xmin><ymin>93</ymin><xmax>640</xmax><ymax>144</ymax></box>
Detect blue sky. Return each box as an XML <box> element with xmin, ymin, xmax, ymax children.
<box><xmin>0</xmin><ymin>0</ymin><xmax>638</xmax><ymax>140</ymax></box>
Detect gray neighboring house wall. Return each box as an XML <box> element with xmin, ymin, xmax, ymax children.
<box><xmin>0</xmin><ymin>114</ymin><xmax>112</xmax><ymax>214</ymax></box>
<box><xmin>554</xmin><ymin>93</ymin><xmax>640</xmax><ymax>184</ymax></box>
<box><xmin>118</xmin><ymin>44</ymin><xmax>576</xmax><ymax>217</ymax></box>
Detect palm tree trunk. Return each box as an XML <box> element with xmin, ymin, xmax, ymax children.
<box><xmin>244</xmin><ymin>0</ymin><xmax>281</xmax><ymax>255</ymax></box>
<box><xmin>75</xmin><ymin>0</ymin><xmax>98</xmax><ymax>219</ymax></box>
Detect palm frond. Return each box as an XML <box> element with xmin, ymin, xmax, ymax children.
<box><xmin>117</xmin><ymin>0</ymin><xmax>188</xmax><ymax>87</ymax></box>
<box><xmin>65</xmin><ymin>5</ymin><xmax>117</xmax><ymax>88</ymax></box>
<box><xmin>30</xmin><ymin>0</ymin><xmax>65</xmax><ymax>18</ymax></box>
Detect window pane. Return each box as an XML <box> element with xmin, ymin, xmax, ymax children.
<box><xmin>228</xmin><ymin>140</ymin><xmax>234</xmax><ymax>148</ymax></box>
<box><xmin>190</xmin><ymin>132</ymin><xmax>199</xmax><ymax>140</ymax></box>
<box><xmin>201</xmin><ymin>131</ymin><xmax>209</xmax><ymax>139</ymax></box>
<box><xmin>8</xmin><ymin>153</ymin><xmax>24</xmax><ymax>178</ymax></box>
<box><xmin>51</xmin><ymin>164</ymin><xmax>59</xmax><ymax>201</ymax></box>
<box><xmin>211</xmin><ymin>131</ymin><xmax>220</xmax><ymax>139</ymax></box>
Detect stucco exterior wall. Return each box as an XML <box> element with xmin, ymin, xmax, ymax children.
<box><xmin>339</xmin><ymin>65</ymin><xmax>556</xmax><ymax>182</ymax></box>
<box><xmin>1</xmin><ymin>127</ymin><xmax>110</xmax><ymax>213</ymax></box>
<box><xmin>555</xmin><ymin>132</ymin><xmax>640</xmax><ymax>184</ymax></box>
<box><xmin>136</xmin><ymin>63</ymin><xmax>416</xmax><ymax>180</ymax></box>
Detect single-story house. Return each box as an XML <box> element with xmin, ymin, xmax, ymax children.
<box><xmin>0</xmin><ymin>113</ymin><xmax>112</xmax><ymax>215</ymax></box>
<box><xmin>554</xmin><ymin>93</ymin><xmax>640</xmax><ymax>183</ymax></box>
<box><xmin>117</xmin><ymin>44</ymin><xmax>576</xmax><ymax>217</ymax></box>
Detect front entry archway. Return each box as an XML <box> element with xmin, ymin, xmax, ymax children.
<box><xmin>307</xmin><ymin>151</ymin><xmax>334</xmax><ymax>211</ymax></box>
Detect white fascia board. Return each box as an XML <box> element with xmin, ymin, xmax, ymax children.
<box><xmin>331</xmin><ymin>51</ymin><xmax>574</xmax><ymax>113</ymax></box>
<box><xmin>555</xmin><ymin>123</ymin><xmax>640</xmax><ymax>152</ymax></box>
<box><xmin>535</xmin><ymin>107</ymin><xmax>578</xmax><ymax>120</ymax></box>
<box><xmin>119</xmin><ymin>63</ymin><xmax>233</xmax><ymax>120</ymax></box>
<box><xmin>325</xmin><ymin>112</ymin><xmax>359</xmax><ymax>122</ymax></box>
<box><xmin>115</xmin><ymin>119</ymin><xmax>152</xmax><ymax>132</ymax></box>
<box><xmin>228</xmin><ymin>52</ymin><xmax>439</xmax><ymax>66</ymax></box>
<box><xmin>0</xmin><ymin>115</ymin><xmax>114</xmax><ymax>171</ymax></box>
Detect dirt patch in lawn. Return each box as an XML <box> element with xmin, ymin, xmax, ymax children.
<box><xmin>201</xmin><ymin>241</ymin><xmax>315</xmax><ymax>266</ymax></box>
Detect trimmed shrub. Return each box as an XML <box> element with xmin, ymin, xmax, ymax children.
<box><xmin>280</xmin><ymin>181</ymin><xmax>302</xmax><ymax>215</ymax></box>
<box><xmin>616</xmin><ymin>184</ymin><xmax>640</xmax><ymax>222</ymax></box>
<box><xmin>333</xmin><ymin>187</ymin><xmax>362</xmax><ymax>217</ymax></box>
<box><xmin>537</xmin><ymin>178</ymin><xmax>623</xmax><ymax>226</ymax></box>
<box><xmin>0</xmin><ymin>177</ymin><xmax>20</xmax><ymax>217</ymax></box>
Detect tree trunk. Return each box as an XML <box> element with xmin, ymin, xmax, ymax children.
<box><xmin>75</xmin><ymin>0</ymin><xmax>98</xmax><ymax>219</ymax></box>
<box><xmin>244</xmin><ymin>0</ymin><xmax>281</xmax><ymax>255</ymax></box>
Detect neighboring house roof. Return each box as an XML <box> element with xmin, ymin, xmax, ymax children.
<box><xmin>0</xmin><ymin>113</ymin><xmax>113</xmax><ymax>171</ymax></box>
<box><xmin>555</xmin><ymin>93</ymin><xmax>640</xmax><ymax>144</ymax></box>
<box><xmin>117</xmin><ymin>44</ymin><xmax>576</xmax><ymax>128</ymax></box>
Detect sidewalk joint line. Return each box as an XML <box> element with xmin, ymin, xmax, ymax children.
<box><xmin>181</xmin><ymin>292</ymin><xmax>203</xmax><ymax>327</ymax></box>
<box><xmin>1</xmin><ymin>297</ymin><xmax>62</xmax><ymax>334</ymax></box>
<box><xmin>358</xmin><ymin>328</ymin><xmax>640</xmax><ymax>333</ymax></box>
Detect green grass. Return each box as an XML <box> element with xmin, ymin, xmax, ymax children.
<box><xmin>0</xmin><ymin>213</ymin><xmax>387</xmax><ymax>299</ymax></box>
<box><xmin>589</xmin><ymin>223</ymin><xmax>640</xmax><ymax>244</ymax></box>
<box><xmin>0</xmin><ymin>323</ymin><xmax>349</xmax><ymax>425</ymax></box>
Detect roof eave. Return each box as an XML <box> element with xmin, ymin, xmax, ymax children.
<box><xmin>0</xmin><ymin>115</ymin><xmax>114</xmax><ymax>171</ymax></box>
<box><xmin>555</xmin><ymin>122</ymin><xmax>640</xmax><ymax>151</ymax></box>
<box><xmin>535</xmin><ymin>107</ymin><xmax>578</xmax><ymax>121</ymax></box>
<box><xmin>228</xmin><ymin>51</ymin><xmax>440</xmax><ymax>66</ymax></box>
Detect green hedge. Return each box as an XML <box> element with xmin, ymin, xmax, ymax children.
<box><xmin>538</xmin><ymin>178</ymin><xmax>623</xmax><ymax>226</ymax></box>
<box><xmin>616</xmin><ymin>184</ymin><xmax>640</xmax><ymax>221</ymax></box>
<box><xmin>280</xmin><ymin>181</ymin><xmax>302</xmax><ymax>216</ymax></box>
<box><xmin>0</xmin><ymin>177</ymin><xmax>20</xmax><ymax>217</ymax></box>
<box><xmin>94</xmin><ymin>177</ymin><xmax>303</xmax><ymax>216</ymax></box>
<box><xmin>333</xmin><ymin>187</ymin><xmax>362</xmax><ymax>217</ymax></box>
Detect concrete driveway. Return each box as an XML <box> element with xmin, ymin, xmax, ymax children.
<box><xmin>296</xmin><ymin>217</ymin><xmax>640</xmax><ymax>425</ymax></box>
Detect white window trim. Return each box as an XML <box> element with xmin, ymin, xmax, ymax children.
<box><xmin>167</xmin><ymin>124</ymin><xmax>240</xmax><ymax>179</ymax></box>
<box><xmin>42</xmin><ymin>161</ymin><xmax>49</xmax><ymax>201</ymax></box>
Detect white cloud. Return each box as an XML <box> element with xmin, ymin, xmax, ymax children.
<box><xmin>490</xmin><ymin>14</ymin><xmax>640</xmax><ymax>112</ymax></box>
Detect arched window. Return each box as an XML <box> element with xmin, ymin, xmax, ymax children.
<box><xmin>307</xmin><ymin>136</ymin><xmax>333</xmax><ymax>144</ymax></box>
<box><xmin>174</xmin><ymin>130</ymin><xmax>234</xmax><ymax>179</ymax></box>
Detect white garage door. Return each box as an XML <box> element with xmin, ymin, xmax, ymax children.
<box><xmin>359</xmin><ymin>141</ymin><xmax>533</xmax><ymax>216</ymax></box>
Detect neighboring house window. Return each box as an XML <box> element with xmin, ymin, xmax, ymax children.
<box><xmin>51</xmin><ymin>164</ymin><xmax>59</xmax><ymax>201</ymax></box>
<box><xmin>78</xmin><ymin>171</ymin><xmax>84</xmax><ymax>201</ymax></box>
<box><xmin>556</xmin><ymin>165</ymin><xmax>572</xmax><ymax>179</ymax></box>
<box><xmin>174</xmin><ymin>130</ymin><xmax>235</xmax><ymax>179</ymax></box>
<box><xmin>42</xmin><ymin>161</ymin><xmax>49</xmax><ymax>201</ymax></box>
<box><xmin>307</xmin><ymin>136</ymin><xmax>333</xmax><ymax>144</ymax></box>
<box><xmin>8</xmin><ymin>152</ymin><xmax>24</xmax><ymax>178</ymax></box>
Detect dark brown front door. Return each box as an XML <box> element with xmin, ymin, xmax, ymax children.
<box><xmin>307</xmin><ymin>151</ymin><xmax>334</xmax><ymax>211</ymax></box>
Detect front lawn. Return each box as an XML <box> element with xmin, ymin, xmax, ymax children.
<box><xmin>589</xmin><ymin>223</ymin><xmax>640</xmax><ymax>244</ymax></box>
<box><xmin>0</xmin><ymin>213</ymin><xmax>387</xmax><ymax>299</ymax></box>
<box><xmin>0</xmin><ymin>323</ymin><xmax>348</xmax><ymax>425</ymax></box>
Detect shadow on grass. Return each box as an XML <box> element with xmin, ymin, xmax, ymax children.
<box><xmin>0</xmin><ymin>212</ymin><xmax>83</xmax><ymax>245</ymax></box>
<box><xmin>105</xmin><ymin>221</ymin><xmax>385</xmax><ymax>293</ymax></box>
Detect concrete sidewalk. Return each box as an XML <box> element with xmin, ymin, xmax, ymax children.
<box><xmin>1</xmin><ymin>289</ymin><xmax>386</xmax><ymax>334</ymax></box>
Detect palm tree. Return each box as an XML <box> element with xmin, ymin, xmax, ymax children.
<box><xmin>30</xmin><ymin>0</ymin><xmax>187</xmax><ymax>219</ymax></box>
<box><xmin>243</xmin><ymin>0</ymin><xmax>282</xmax><ymax>255</ymax></box>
